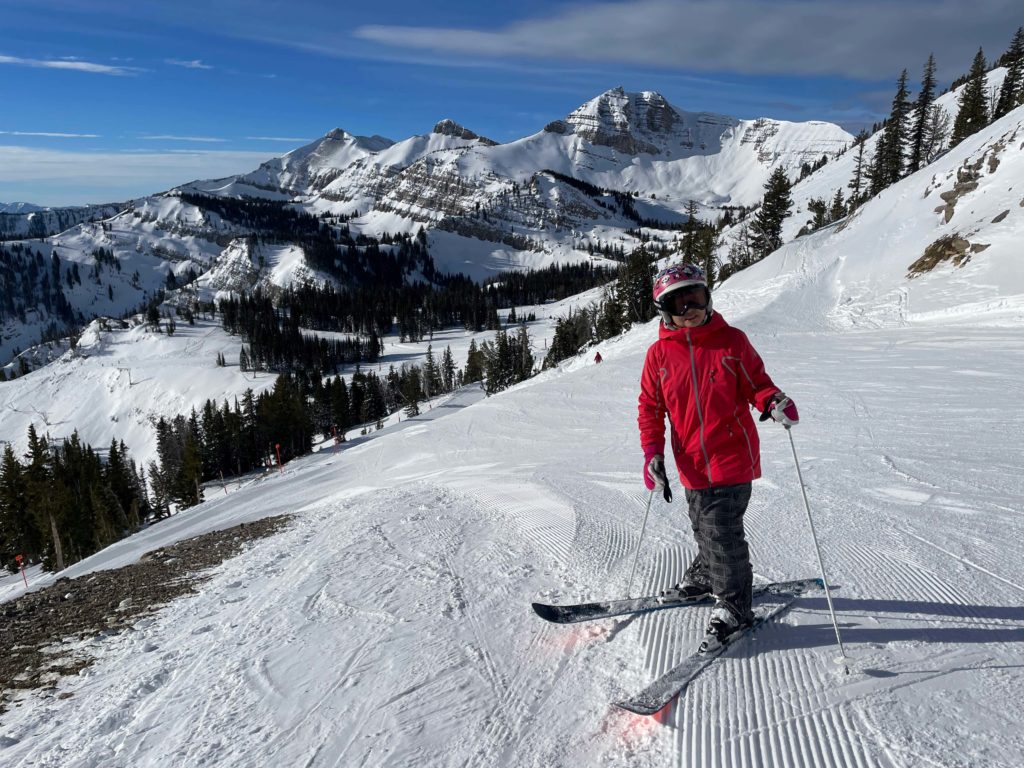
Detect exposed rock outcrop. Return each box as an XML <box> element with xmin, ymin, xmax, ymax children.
<box><xmin>432</xmin><ymin>119</ymin><xmax>497</xmax><ymax>146</ymax></box>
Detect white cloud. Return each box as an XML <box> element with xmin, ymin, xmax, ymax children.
<box><xmin>0</xmin><ymin>54</ymin><xmax>136</xmax><ymax>76</ymax></box>
<box><xmin>245</xmin><ymin>136</ymin><xmax>311</xmax><ymax>142</ymax></box>
<box><xmin>354</xmin><ymin>0</ymin><xmax>1021</xmax><ymax>81</ymax></box>
<box><xmin>0</xmin><ymin>145</ymin><xmax>276</xmax><ymax>206</ymax></box>
<box><xmin>166</xmin><ymin>58</ymin><xmax>214</xmax><ymax>70</ymax></box>
<box><xmin>0</xmin><ymin>131</ymin><xmax>100</xmax><ymax>138</ymax></box>
<box><xmin>139</xmin><ymin>135</ymin><xmax>228</xmax><ymax>143</ymax></box>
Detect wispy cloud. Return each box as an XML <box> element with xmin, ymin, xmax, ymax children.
<box><xmin>166</xmin><ymin>58</ymin><xmax>214</xmax><ymax>70</ymax></box>
<box><xmin>139</xmin><ymin>135</ymin><xmax>227</xmax><ymax>143</ymax></box>
<box><xmin>0</xmin><ymin>145</ymin><xmax>277</xmax><ymax>206</ymax></box>
<box><xmin>0</xmin><ymin>53</ymin><xmax>136</xmax><ymax>76</ymax></box>
<box><xmin>245</xmin><ymin>136</ymin><xmax>311</xmax><ymax>142</ymax></box>
<box><xmin>0</xmin><ymin>131</ymin><xmax>100</xmax><ymax>138</ymax></box>
<box><xmin>353</xmin><ymin>0</ymin><xmax>1021</xmax><ymax>81</ymax></box>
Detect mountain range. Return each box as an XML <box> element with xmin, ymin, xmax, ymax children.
<box><xmin>2</xmin><ymin>85</ymin><xmax>1024</xmax><ymax>767</ymax></box>
<box><xmin>0</xmin><ymin>87</ymin><xmax>855</xmax><ymax>370</ymax></box>
<box><xmin>0</xmin><ymin>202</ymin><xmax>43</xmax><ymax>214</ymax></box>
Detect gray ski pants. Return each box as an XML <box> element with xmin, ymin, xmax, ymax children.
<box><xmin>681</xmin><ymin>482</ymin><xmax>754</xmax><ymax>622</ymax></box>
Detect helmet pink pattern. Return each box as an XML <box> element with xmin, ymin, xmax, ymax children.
<box><xmin>652</xmin><ymin>263</ymin><xmax>707</xmax><ymax>304</ymax></box>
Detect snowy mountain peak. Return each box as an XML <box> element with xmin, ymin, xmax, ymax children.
<box><xmin>214</xmin><ymin>129</ymin><xmax>397</xmax><ymax>195</ymax></box>
<box><xmin>553</xmin><ymin>87</ymin><xmax>737</xmax><ymax>156</ymax></box>
<box><xmin>315</xmin><ymin>129</ymin><xmax>394</xmax><ymax>153</ymax></box>
<box><xmin>431</xmin><ymin>119</ymin><xmax>497</xmax><ymax>146</ymax></box>
<box><xmin>0</xmin><ymin>201</ymin><xmax>44</xmax><ymax>213</ymax></box>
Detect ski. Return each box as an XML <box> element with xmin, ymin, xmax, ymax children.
<box><xmin>613</xmin><ymin>578</ymin><xmax>826</xmax><ymax>716</ymax></box>
<box><xmin>532</xmin><ymin>577</ymin><xmax>821</xmax><ymax>625</ymax></box>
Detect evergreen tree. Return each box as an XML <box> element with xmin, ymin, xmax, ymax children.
<box><xmin>915</xmin><ymin>105</ymin><xmax>952</xmax><ymax>167</ymax></box>
<box><xmin>148</xmin><ymin>460</ymin><xmax>171</xmax><ymax>519</ymax></box>
<box><xmin>750</xmin><ymin>167</ymin><xmax>793</xmax><ymax>259</ymax></box>
<box><xmin>423</xmin><ymin>345</ymin><xmax>441</xmax><ymax>399</ymax></box>
<box><xmin>829</xmin><ymin>189</ymin><xmax>846</xmax><ymax>222</ymax></box>
<box><xmin>724</xmin><ymin>223</ymin><xmax>755</xmax><ymax>276</ymax></box>
<box><xmin>620</xmin><ymin>247</ymin><xmax>656</xmax><ymax>323</ymax></box>
<box><xmin>868</xmin><ymin>130</ymin><xmax>890</xmax><ymax>197</ymax></box>
<box><xmin>0</xmin><ymin>428</ymin><xmax>146</xmax><ymax>571</ymax></box>
<box><xmin>239</xmin><ymin>389</ymin><xmax>262</xmax><ymax>474</ymax></box>
<box><xmin>681</xmin><ymin>200</ymin><xmax>700</xmax><ymax>263</ymax></box>
<box><xmin>881</xmin><ymin>69</ymin><xmax>912</xmax><ymax>185</ymax></box>
<box><xmin>402</xmin><ymin>367</ymin><xmax>422</xmax><ymax>417</ymax></box>
<box><xmin>847</xmin><ymin>131</ymin><xmax>869</xmax><ymax>207</ymax></box>
<box><xmin>543</xmin><ymin>308</ymin><xmax>596</xmax><ymax>369</ymax></box>
<box><xmin>482</xmin><ymin>332</ymin><xmax>510</xmax><ymax>394</ymax></box>
<box><xmin>0</xmin><ymin>444</ymin><xmax>35</xmax><ymax>569</ymax></box>
<box><xmin>464</xmin><ymin>339</ymin><xmax>485</xmax><ymax>384</ymax></box>
<box><xmin>330</xmin><ymin>376</ymin><xmax>352</xmax><ymax>434</ymax></box>
<box><xmin>805</xmin><ymin>199</ymin><xmax>829</xmax><ymax>233</ymax></box>
<box><xmin>106</xmin><ymin>439</ymin><xmax>140</xmax><ymax>529</ymax></box>
<box><xmin>485</xmin><ymin>303</ymin><xmax>501</xmax><ymax>331</ymax></box>
<box><xmin>441</xmin><ymin>346</ymin><xmax>456</xmax><ymax>392</ymax></box>
<box><xmin>513</xmin><ymin>325</ymin><xmax>534</xmax><ymax>384</ymax></box>
<box><xmin>908</xmin><ymin>54</ymin><xmax>937</xmax><ymax>174</ymax></box>
<box><xmin>691</xmin><ymin>226</ymin><xmax>719</xmax><ymax>290</ymax></box>
<box><xmin>595</xmin><ymin>284</ymin><xmax>625</xmax><ymax>340</ymax></box>
<box><xmin>24</xmin><ymin>425</ymin><xmax>66</xmax><ymax>571</ymax></box>
<box><xmin>154</xmin><ymin>417</ymin><xmax>181</xmax><ymax>506</ymax></box>
<box><xmin>994</xmin><ymin>27</ymin><xmax>1024</xmax><ymax>119</ymax></box>
<box><xmin>950</xmin><ymin>48</ymin><xmax>989</xmax><ymax>147</ymax></box>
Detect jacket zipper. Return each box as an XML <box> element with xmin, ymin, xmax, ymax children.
<box><xmin>686</xmin><ymin>331</ymin><xmax>713</xmax><ymax>484</ymax></box>
<box><xmin>734</xmin><ymin>412</ymin><xmax>755</xmax><ymax>470</ymax></box>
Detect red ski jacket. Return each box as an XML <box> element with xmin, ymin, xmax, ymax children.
<box><xmin>638</xmin><ymin>312</ymin><xmax>781</xmax><ymax>490</ymax></box>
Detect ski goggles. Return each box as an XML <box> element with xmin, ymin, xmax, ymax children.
<box><xmin>661</xmin><ymin>288</ymin><xmax>708</xmax><ymax>315</ymax></box>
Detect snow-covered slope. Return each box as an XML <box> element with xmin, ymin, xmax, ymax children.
<box><xmin>0</xmin><ymin>197</ymin><xmax>228</xmax><ymax>367</ymax></box>
<box><xmin>0</xmin><ymin>317</ymin><xmax>278</xmax><ymax>466</ymax></box>
<box><xmin>0</xmin><ymin>284</ymin><xmax>599</xmax><ymax>469</ymax></box>
<box><xmin>767</xmin><ymin>68</ymin><xmax>1010</xmax><ymax>245</ymax></box>
<box><xmin>0</xmin><ymin>202</ymin><xmax>124</xmax><ymax>239</ymax></box>
<box><xmin>721</xmin><ymin>101</ymin><xmax>1024</xmax><ymax>332</ymax></box>
<box><xmin>4</xmin><ymin>69</ymin><xmax>1024</xmax><ymax>768</ymax></box>
<box><xmin>3</xmin><ymin>259</ymin><xmax>1023</xmax><ymax>766</ymax></box>
<box><xmin>231</xmin><ymin>129</ymin><xmax>395</xmax><ymax>196</ymax></box>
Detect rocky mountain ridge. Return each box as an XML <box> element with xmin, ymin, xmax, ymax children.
<box><xmin>1</xmin><ymin>87</ymin><xmax>855</xmax><ymax>367</ymax></box>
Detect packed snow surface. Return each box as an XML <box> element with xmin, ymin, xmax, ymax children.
<box><xmin>2</xmin><ymin>277</ymin><xmax>1023</xmax><ymax>766</ymax></box>
<box><xmin>3</xmin><ymin>98</ymin><xmax>1024</xmax><ymax>768</ymax></box>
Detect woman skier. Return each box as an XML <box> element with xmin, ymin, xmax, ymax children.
<box><xmin>637</xmin><ymin>263</ymin><xmax>799</xmax><ymax>651</ymax></box>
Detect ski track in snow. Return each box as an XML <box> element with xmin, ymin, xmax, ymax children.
<box><xmin>3</xmin><ymin>327</ymin><xmax>1024</xmax><ymax>767</ymax></box>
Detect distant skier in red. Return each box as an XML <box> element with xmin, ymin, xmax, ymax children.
<box><xmin>637</xmin><ymin>263</ymin><xmax>799</xmax><ymax>651</ymax></box>
<box><xmin>594</xmin><ymin>351</ymin><xmax>603</xmax><ymax>364</ymax></box>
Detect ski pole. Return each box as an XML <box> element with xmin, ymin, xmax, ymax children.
<box><xmin>786</xmin><ymin>426</ymin><xmax>850</xmax><ymax>673</ymax></box>
<box><xmin>625</xmin><ymin>490</ymin><xmax>655</xmax><ymax>599</ymax></box>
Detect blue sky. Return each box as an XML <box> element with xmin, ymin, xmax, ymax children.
<box><xmin>1</xmin><ymin>0</ymin><xmax>1020</xmax><ymax>206</ymax></box>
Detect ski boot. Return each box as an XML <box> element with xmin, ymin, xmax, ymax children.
<box><xmin>658</xmin><ymin>581</ymin><xmax>712</xmax><ymax>604</ymax></box>
<box><xmin>698</xmin><ymin>604</ymin><xmax>752</xmax><ymax>654</ymax></box>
